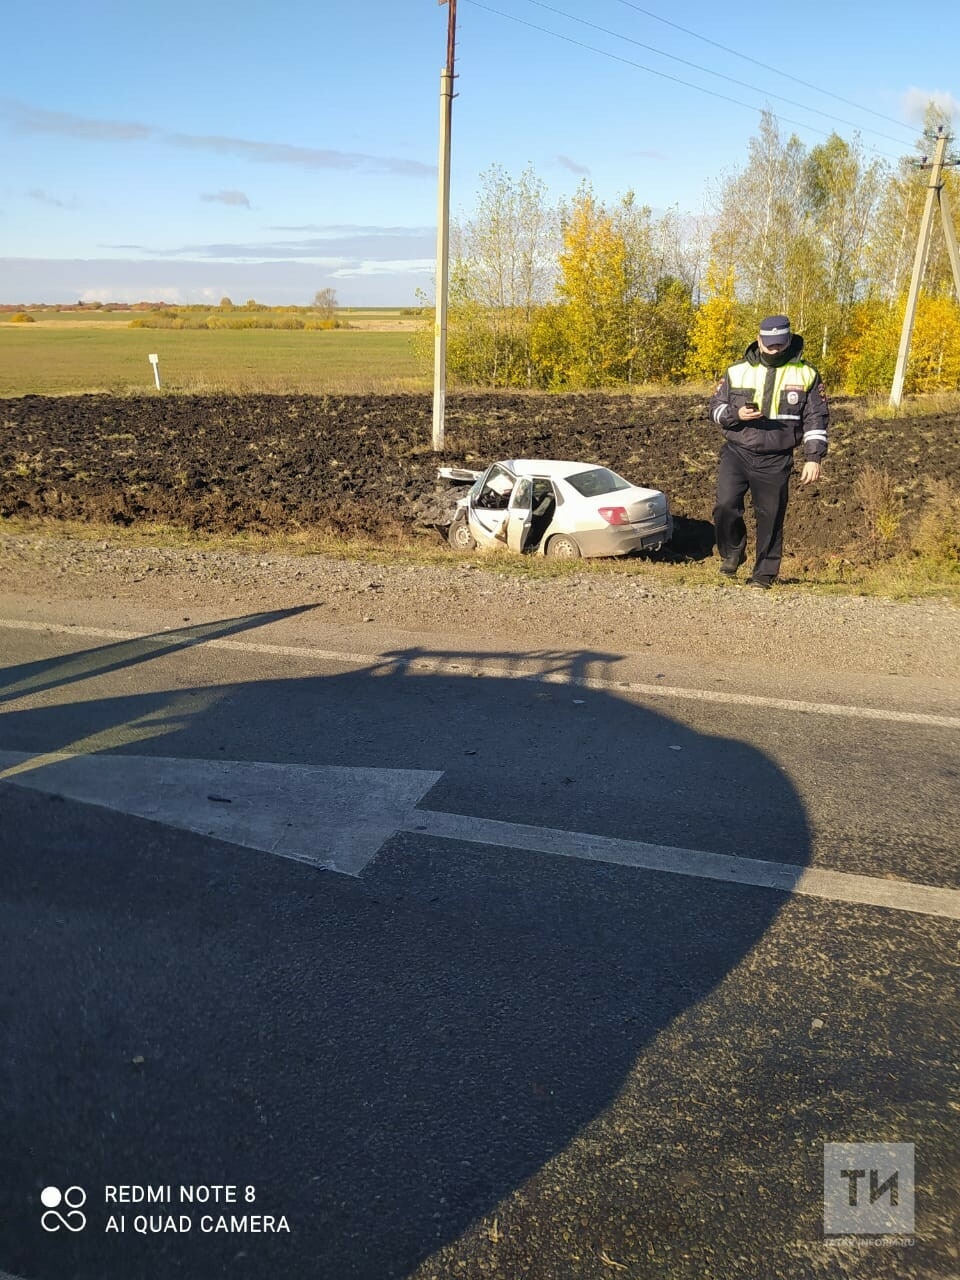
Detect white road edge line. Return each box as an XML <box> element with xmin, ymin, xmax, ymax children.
<box><xmin>401</xmin><ymin>810</ymin><xmax>960</xmax><ymax>921</ymax></box>
<box><xmin>3</xmin><ymin>617</ymin><xmax>959</xmax><ymax>729</ymax></box>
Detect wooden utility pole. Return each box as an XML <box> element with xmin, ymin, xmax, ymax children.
<box><xmin>432</xmin><ymin>0</ymin><xmax>457</xmax><ymax>451</ymax></box>
<box><xmin>890</xmin><ymin>127</ymin><xmax>960</xmax><ymax>408</ymax></box>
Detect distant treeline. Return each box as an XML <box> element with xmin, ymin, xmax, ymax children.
<box><xmin>2</xmin><ymin>290</ymin><xmax>349</xmax><ymax>332</ymax></box>
<box><xmin>129</xmin><ymin>308</ymin><xmax>345</xmax><ymax>332</ymax></box>
<box><xmin>0</xmin><ymin>302</ymin><xmax>159</xmax><ymax>313</ymax></box>
<box><xmin>130</xmin><ymin>293</ymin><xmax>345</xmax><ymax>331</ymax></box>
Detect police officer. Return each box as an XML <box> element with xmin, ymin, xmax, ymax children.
<box><xmin>709</xmin><ymin>315</ymin><xmax>828</xmax><ymax>588</ymax></box>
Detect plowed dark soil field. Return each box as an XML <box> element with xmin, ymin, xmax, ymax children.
<box><xmin>2</xmin><ymin>393</ymin><xmax>958</xmax><ymax>562</ymax></box>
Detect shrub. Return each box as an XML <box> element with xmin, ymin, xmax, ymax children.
<box><xmin>9</xmin><ymin>312</ymin><xmax>35</xmax><ymax>323</ymax></box>
<box><xmin>852</xmin><ymin>466</ymin><xmax>903</xmax><ymax>560</ymax></box>
<box><xmin>910</xmin><ymin>479</ymin><xmax>960</xmax><ymax>568</ymax></box>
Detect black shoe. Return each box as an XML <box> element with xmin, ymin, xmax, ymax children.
<box><xmin>748</xmin><ymin>576</ymin><xmax>775</xmax><ymax>589</ymax></box>
<box><xmin>719</xmin><ymin>550</ymin><xmax>746</xmax><ymax>577</ymax></box>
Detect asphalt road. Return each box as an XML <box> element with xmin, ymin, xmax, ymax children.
<box><xmin>1</xmin><ymin>599</ymin><xmax>958</xmax><ymax>1280</ymax></box>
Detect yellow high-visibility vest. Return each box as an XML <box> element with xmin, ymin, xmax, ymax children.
<box><xmin>724</xmin><ymin>358</ymin><xmax>818</xmax><ymax>423</ymax></box>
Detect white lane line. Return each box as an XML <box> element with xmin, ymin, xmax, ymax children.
<box><xmin>0</xmin><ymin>617</ymin><xmax>374</xmax><ymax>667</ymax></box>
<box><xmin>530</xmin><ymin>672</ymin><xmax>960</xmax><ymax>729</ymax></box>
<box><xmin>3</xmin><ymin>617</ymin><xmax>959</xmax><ymax>729</ymax></box>
<box><xmin>3</xmin><ymin>742</ymin><xmax>956</xmax><ymax>918</ymax></box>
<box><xmin>401</xmin><ymin>810</ymin><xmax>960</xmax><ymax>921</ymax></box>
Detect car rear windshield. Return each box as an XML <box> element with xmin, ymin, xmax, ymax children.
<box><xmin>565</xmin><ymin>467</ymin><xmax>631</xmax><ymax>497</ymax></box>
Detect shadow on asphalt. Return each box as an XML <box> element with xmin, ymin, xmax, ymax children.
<box><xmin>0</xmin><ymin>613</ymin><xmax>811</xmax><ymax>1280</ymax></box>
<box><xmin>0</xmin><ymin>608</ymin><xmax>318</xmax><ymax>707</ymax></box>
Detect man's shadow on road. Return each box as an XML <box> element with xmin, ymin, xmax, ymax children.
<box><xmin>0</xmin><ymin>614</ymin><xmax>811</xmax><ymax>1280</ymax></box>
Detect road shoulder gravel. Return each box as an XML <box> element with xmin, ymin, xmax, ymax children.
<box><xmin>2</xmin><ymin>531</ymin><xmax>959</xmax><ymax>716</ymax></box>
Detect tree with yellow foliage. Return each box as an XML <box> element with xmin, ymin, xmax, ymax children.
<box><xmin>910</xmin><ymin>294</ymin><xmax>960</xmax><ymax>392</ymax></box>
<box><xmin>684</xmin><ymin>263</ymin><xmax>739</xmax><ymax>382</ymax></box>
<box><xmin>841</xmin><ymin>300</ymin><xmax>901</xmax><ymax>394</ymax></box>
<box><xmin>554</xmin><ymin>187</ymin><xmax>633</xmax><ymax>387</ymax></box>
<box><xmin>843</xmin><ymin>295</ymin><xmax>960</xmax><ymax>394</ymax></box>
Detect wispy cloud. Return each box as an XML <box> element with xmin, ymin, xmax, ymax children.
<box><xmin>267</xmin><ymin>223</ymin><xmax>429</xmax><ymax>234</ymax></box>
<box><xmin>5</xmin><ymin>99</ymin><xmax>150</xmax><ymax>141</ymax></box>
<box><xmin>626</xmin><ymin>148</ymin><xmax>668</xmax><ymax>161</ymax></box>
<box><xmin>0</xmin><ymin>98</ymin><xmax>433</xmax><ymax>177</ymax></box>
<box><xmin>166</xmin><ymin>132</ymin><xmax>432</xmax><ymax>177</ymax></box>
<box><xmin>95</xmin><ymin>228</ymin><xmax>436</xmax><ymax>263</ymax></box>
<box><xmin>201</xmin><ymin>190</ymin><xmax>251</xmax><ymax>208</ymax></box>
<box><xmin>903</xmin><ymin>88</ymin><xmax>960</xmax><ymax>125</ymax></box>
<box><xmin>27</xmin><ymin>187</ymin><xmax>77</xmax><ymax>209</ymax></box>
<box><xmin>555</xmin><ymin>154</ymin><xmax>591</xmax><ymax>176</ymax></box>
<box><xmin>331</xmin><ymin>259</ymin><xmax>434</xmax><ymax>279</ymax></box>
<box><xmin>154</xmin><ymin>244</ymin><xmax>355</xmax><ymax>265</ymax></box>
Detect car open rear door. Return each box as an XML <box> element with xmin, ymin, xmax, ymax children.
<box><xmin>505</xmin><ymin>476</ymin><xmax>534</xmax><ymax>553</ymax></box>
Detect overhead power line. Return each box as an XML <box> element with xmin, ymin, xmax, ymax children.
<box><xmin>612</xmin><ymin>0</ymin><xmax>917</xmax><ymax>137</ymax></box>
<box><xmin>522</xmin><ymin>0</ymin><xmax>911</xmax><ymax>147</ymax></box>
<box><xmin>463</xmin><ymin>0</ymin><xmax>905</xmax><ymax>162</ymax></box>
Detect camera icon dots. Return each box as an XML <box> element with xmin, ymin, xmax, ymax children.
<box><xmin>40</xmin><ymin>1184</ymin><xmax>88</xmax><ymax>1232</ymax></box>
<box><xmin>41</xmin><ymin>1185</ymin><xmax>86</xmax><ymax>1208</ymax></box>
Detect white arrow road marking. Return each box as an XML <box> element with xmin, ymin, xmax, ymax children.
<box><xmin>0</xmin><ymin>751</ymin><xmax>441</xmax><ymax>877</ymax></box>
<box><xmin>3</xmin><ymin>751</ymin><xmax>958</xmax><ymax>920</ymax></box>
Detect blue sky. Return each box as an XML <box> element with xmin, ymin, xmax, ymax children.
<box><xmin>1</xmin><ymin>0</ymin><xmax>957</xmax><ymax>306</ymax></box>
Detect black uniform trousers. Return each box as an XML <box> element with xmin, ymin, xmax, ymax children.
<box><xmin>713</xmin><ymin>442</ymin><xmax>794</xmax><ymax>582</ymax></box>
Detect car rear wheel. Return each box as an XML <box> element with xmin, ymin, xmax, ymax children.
<box><xmin>545</xmin><ymin>533</ymin><xmax>581</xmax><ymax>559</ymax></box>
<box><xmin>447</xmin><ymin>514</ymin><xmax>477</xmax><ymax>551</ymax></box>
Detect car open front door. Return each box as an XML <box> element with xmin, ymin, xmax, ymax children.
<box><xmin>469</xmin><ymin>463</ymin><xmax>515</xmax><ymax>547</ymax></box>
<box><xmin>505</xmin><ymin>476</ymin><xmax>534</xmax><ymax>553</ymax></box>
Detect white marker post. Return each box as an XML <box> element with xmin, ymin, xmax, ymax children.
<box><xmin>148</xmin><ymin>353</ymin><xmax>161</xmax><ymax>390</ymax></box>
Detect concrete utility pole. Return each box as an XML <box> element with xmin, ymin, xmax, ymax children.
<box><xmin>432</xmin><ymin>0</ymin><xmax>457</xmax><ymax>451</ymax></box>
<box><xmin>890</xmin><ymin>127</ymin><xmax>960</xmax><ymax>408</ymax></box>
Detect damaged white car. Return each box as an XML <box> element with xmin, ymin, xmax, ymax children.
<box><xmin>440</xmin><ymin>459</ymin><xmax>672</xmax><ymax>559</ymax></box>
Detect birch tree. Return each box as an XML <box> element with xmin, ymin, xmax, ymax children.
<box><xmin>710</xmin><ymin>111</ymin><xmax>815</xmax><ymax>320</ymax></box>
<box><xmin>448</xmin><ymin>164</ymin><xmax>557</xmax><ymax>385</ymax></box>
<box><xmin>800</xmin><ymin>133</ymin><xmax>885</xmax><ymax>371</ymax></box>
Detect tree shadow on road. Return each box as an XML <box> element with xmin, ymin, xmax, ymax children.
<box><xmin>0</xmin><ymin>607</ymin><xmax>318</xmax><ymax>706</ymax></box>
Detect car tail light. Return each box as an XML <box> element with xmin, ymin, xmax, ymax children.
<box><xmin>598</xmin><ymin>506</ymin><xmax>630</xmax><ymax>525</ymax></box>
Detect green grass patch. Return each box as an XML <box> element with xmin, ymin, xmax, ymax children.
<box><xmin>1</xmin><ymin>309</ymin><xmax>139</xmax><ymax>326</ymax></box>
<box><xmin>0</xmin><ymin>326</ymin><xmax>427</xmax><ymax>397</ymax></box>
